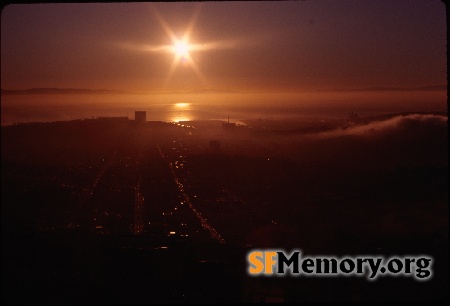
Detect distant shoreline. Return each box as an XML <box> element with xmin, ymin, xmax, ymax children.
<box><xmin>1</xmin><ymin>85</ymin><xmax>447</xmax><ymax>96</ymax></box>
<box><xmin>1</xmin><ymin>111</ymin><xmax>447</xmax><ymax>129</ymax></box>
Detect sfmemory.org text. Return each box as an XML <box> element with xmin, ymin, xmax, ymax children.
<box><xmin>247</xmin><ymin>250</ymin><xmax>432</xmax><ymax>281</ymax></box>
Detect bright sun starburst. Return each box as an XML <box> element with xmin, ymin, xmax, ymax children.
<box><xmin>123</xmin><ymin>3</ymin><xmax>241</xmax><ymax>90</ymax></box>
<box><xmin>144</xmin><ymin>4</ymin><xmax>220</xmax><ymax>88</ymax></box>
<box><xmin>173</xmin><ymin>40</ymin><xmax>190</xmax><ymax>58</ymax></box>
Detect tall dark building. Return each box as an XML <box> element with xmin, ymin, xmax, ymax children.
<box><xmin>135</xmin><ymin>111</ymin><xmax>146</xmax><ymax>123</ymax></box>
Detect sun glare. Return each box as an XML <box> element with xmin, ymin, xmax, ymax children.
<box><xmin>174</xmin><ymin>41</ymin><xmax>190</xmax><ymax>58</ymax></box>
<box><xmin>149</xmin><ymin>4</ymin><xmax>208</xmax><ymax>87</ymax></box>
<box><xmin>175</xmin><ymin>102</ymin><xmax>189</xmax><ymax>108</ymax></box>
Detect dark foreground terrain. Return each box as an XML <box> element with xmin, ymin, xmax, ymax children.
<box><xmin>2</xmin><ymin>112</ymin><xmax>448</xmax><ymax>303</ymax></box>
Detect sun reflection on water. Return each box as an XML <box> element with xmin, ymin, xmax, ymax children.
<box><xmin>175</xmin><ymin>102</ymin><xmax>190</xmax><ymax>108</ymax></box>
<box><xmin>171</xmin><ymin>102</ymin><xmax>192</xmax><ymax>122</ymax></box>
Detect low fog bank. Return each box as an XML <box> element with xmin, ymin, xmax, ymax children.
<box><xmin>316</xmin><ymin>113</ymin><xmax>448</xmax><ymax>138</ymax></box>
<box><xmin>196</xmin><ymin>112</ymin><xmax>448</xmax><ymax>176</ymax></box>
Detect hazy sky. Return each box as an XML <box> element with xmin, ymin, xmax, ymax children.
<box><xmin>1</xmin><ymin>1</ymin><xmax>447</xmax><ymax>93</ymax></box>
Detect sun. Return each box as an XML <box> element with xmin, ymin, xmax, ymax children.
<box><xmin>148</xmin><ymin>4</ymin><xmax>208</xmax><ymax>86</ymax></box>
<box><xmin>173</xmin><ymin>40</ymin><xmax>190</xmax><ymax>58</ymax></box>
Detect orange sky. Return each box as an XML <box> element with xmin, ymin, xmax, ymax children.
<box><xmin>1</xmin><ymin>1</ymin><xmax>447</xmax><ymax>94</ymax></box>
